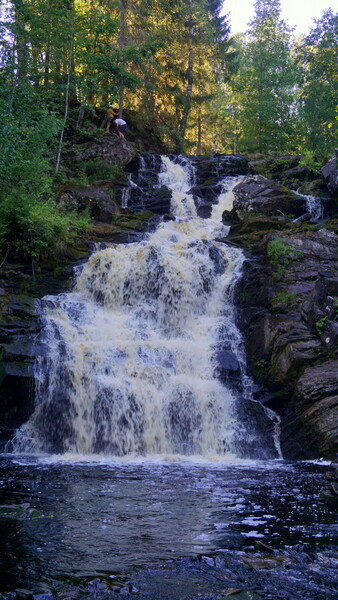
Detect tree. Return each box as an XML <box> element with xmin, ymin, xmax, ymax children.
<box><xmin>296</xmin><ymin>9</ymin><xmax>338</xmax><ymax>159</ymax></box>
<box><xmin>233</xmin><ymin>0</ymin><xmax>298</xmax><ymax>153</ymax></box>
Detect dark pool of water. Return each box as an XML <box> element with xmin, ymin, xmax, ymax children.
<box><xmin>0</xmin><ymin>455</ymin><xmax>337</xmax><ymax>599</ymax></box>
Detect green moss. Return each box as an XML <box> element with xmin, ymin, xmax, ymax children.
<box><xmin>267</xmin><ymin>238</ymin><xmax>303</xmax><ymax>265</ymax></box>
<box><xmin>271</xmin><ymin>290</ymin><xmax>297</xmax><ymax>308</ymax></box>
<box><xmin>240</xmin><ymin>286</ymin><xmax>250</xmax><ymax>303</ymax></box>
<box><xmin>255</xmin><ymin>358</ymin><xmax>268</xmax><ymax>371</ymax></box>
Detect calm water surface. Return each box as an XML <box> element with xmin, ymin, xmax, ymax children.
<box><xmin>0</xmin><ymin>455</ymin><xmax>337</xmax><ymax>599</ymax></box>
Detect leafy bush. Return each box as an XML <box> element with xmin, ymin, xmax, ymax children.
<box><xmin>0</xmin><ymin>83</ymin><xmax>89</xmax><ymax>262</ymax></box>
<box><xmin>299</xmin><ymin>151</ymin><xmax>321</xmax><ymax>175</ymax></box>
<box><xmin>0</xmin><ymin>192</ymin><xmax>88</xmax><ymax>261</ymax></box>
<box><xmin>80</xmin><ymin>159</ymin><xmax>126</xmax><ymax>183</ymax></box>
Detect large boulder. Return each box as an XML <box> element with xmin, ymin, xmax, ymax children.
<box><xmin>126</xmin><ymin>184</ymin><xmax>172</xmax><ymax>215</ymax></box>
<box><xmin>249</xmin><ymin>155</ymin><xmax>302</xmax><ymax>177</ymax></box>
<box><xmin>73</xmin><ymin>133</ymin><xmax>135</xmax><ymax>167</ymax></box>
<box><xmin>191</xmin><ymin>154</ymin><xmax>249</xmax><ymax>186</ymax></box>
<box><xmin>322</xmin><ymin>155</ymin><xmax>338</xmax><ymax>197</ymax></box>
<box><xmin>232</xmin><ymin>175</ymin><xmax>304</xmax><ymax>218</ymax></box>
<box><xmin>59</xmin><ymin>184</ymin><xmax>120</xmax><ymax>222</ymax></box>
<box><xmin>281</xmin><ymin>360</ymin><xmax>338</xmax><ymax>459</ymax></box>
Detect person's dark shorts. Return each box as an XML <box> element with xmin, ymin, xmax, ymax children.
<box><xmin>119</xmin><ymin>124</ymin><xmax>127</xmax><ymax>134</ymax></box>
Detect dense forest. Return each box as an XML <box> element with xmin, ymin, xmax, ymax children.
<box><xmin>0</xmin><ymin>0</ymin><xmax>337</xmax><ymax>262</ymax></box>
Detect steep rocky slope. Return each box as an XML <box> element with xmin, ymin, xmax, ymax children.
<box><xmin>225</xmin><ymin>170</ymin><xmax>338</xmax><ymax>459</ymax></box>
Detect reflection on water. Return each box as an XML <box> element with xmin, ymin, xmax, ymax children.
<box><xmin>0</xmin><ymin>456</ymin><xmax>337</xmax><ymax>598</ymax></box>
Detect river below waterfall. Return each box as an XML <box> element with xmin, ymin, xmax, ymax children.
<box><xmin>0</xmin><ymin>456</ymin><xmax>337</xmax><ymax>598</ymax></box>
<box><xmin>1</xmin><ymin>155</ymin><xmax>337</xmax><ymax>598</ymax></box>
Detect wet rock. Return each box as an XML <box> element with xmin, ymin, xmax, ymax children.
<box><xmin>281</xmin><ymin>360</ymin><xmax>338</xmax><ymax>459</ymax></box>
<box><xmin>322</xmin><ymin>155</ymin><xmax>338</xmax><ymax>197</ymax></box>
<box><xmin>301</xmin><ymin>275</ymin><xmax>338</xmax><ymax>334</ymax></box>
<box><xmin>0</xmin><ymin>503</ymin><xmax>44</xmax><ymax>519</ymax></box>
<box><xmin>190</xmin><ymin>183</ymin><xmax>222</xmax><ymax>201</ymax></box>
<box><xmin>253</xmin><ymin>540</ymin><xmax>274</xmax><ymax>553</ymax></box>
<box><xmin>56</xmin><ymin>590</ymin><xmax>79</xmax><ymax>600</ymax></box>
<box><xmin>126</xmin><ymin>153</ymin><xmax>163</xmax><ymax>175</ymax></box>
<box><xmin>232</xmin><ymin>175</ymin><xmax>304</xmax><ymax>218</ymax></box>
<box><xmin>33</xmin><ymin>595</ymin><xmax>54</xmax><ymax>600</ymax></box>
<box><xmin>241</xmin><ymin>554</ymin><xmax>294</xmax><ymax>570</ymax></box>
<box><xmin>56</xmin><ymin>588</ymin><xmax>80</xmax><ymax>600</ymax></box>
<box><xmin>215</xmin><ymin>350</ymin><xmax>241</xmax><ymax>380</ymax></box>
<box><xmin>236</xmin><ymin>225</ymin><xmax>338</xmax><ymax>458</ymax></box>
<box><xmin>191</xmin><ymin>154</ymin><xmax>249</xmax><ymax>185</ymax></box>
<box><xmin>126</xmin><ymin>184</ymin><xmax>171</xmax><ymax>215</ymax></box>
<box><xmin>323</xmin><ymin>457</ymin><xmax>338</xmax><ymax>502</ymax></box>
<box><xmin>15</xmin><ymin>590</ymin><xmax>34</xmax><ymax>600</ymax></box>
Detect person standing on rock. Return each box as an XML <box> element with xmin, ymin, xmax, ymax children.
<box><xmin>102</xmin><ymin>104</ymin><xmax>115</xmax><ymax>133</ymax></box>
<box><xmin>113</xmin><ymin>116</ymin><xmax>127</xmax><ymax>139</ymax></box>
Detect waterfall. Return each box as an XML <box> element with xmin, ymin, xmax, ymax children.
<box><xmin>11</xmin><ymin>156</ymin><xmax>273</xmax><ymax>459</ymax></box>
<box><xmin>159</xmin><ymin>156</ymin><xmax>197</xmax><ymax>218</ymax></box>
<box><xmin>304</xmin><ymin>194</ymin><xmax>323</xmax><ymax>221</ymax></box>
<box><xmin>295</xmin><ymin>190</ymin><xmax>323</xmax><ymax>221</ymax></box>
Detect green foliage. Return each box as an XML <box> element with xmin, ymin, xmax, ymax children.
<box><xmin>298</xmin><ymin>151</ymin><xmax>322</xmax><ymax>175</ymax></box>
<box><xmin>0</xmin><ymin>192</ymin><xmax>88</xmax><ymax>261</ymax></box>
<box><xmin>271</xmin><ymin>290</ymin><xmax>297</xmax><ymax>307</ymax></box>
<box><xmin>267</xmin><ymin>238</ymin><xmax>303</xmax><ymax>265</ymax></box>
<box><xmin>230</xmin><ymin>0</ymin><xmax>299</xmax><ymax>153</ymax></box>
<box><xmin>295</xmin><ymin>9</ymin><xmax>338</xmax><ymax>159</ymax></box>
<box><xmin>255</xmin><ymin>358</ymin><xmax>268</xmax><ymax>372</ymax></box>
<box><xmin>80</xmin><ymin>160</ymin><xmax>126</xmax><ymax>183</ymax></box>
<box><xmin>0</xmin><ymin>81</ymin><xmax>88</xmax><ymax>262</ymax></box>
<box><xmin>0</xmin><ymin>85</ymin><xmax>60</xmax><ymax>196</ymax></box>
<box><xmin>315</xmin><ymin>315</ymin><xmax>328</xmax><ymax>335</ymax></box>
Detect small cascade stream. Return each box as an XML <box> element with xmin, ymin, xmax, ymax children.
<box><xmin>304</xmin><ymin>193</ymin><xmax>323</xmax><ymax>220</ymax></box>
<box><xmin>294</xmin><ymin>189</ymin><xmax>323</xmax><ymax>221</ymax></box>
<box><xmin>11</xmin><ymin>156</ymin><xmax>273</xmax><ymax>459</ymax></box>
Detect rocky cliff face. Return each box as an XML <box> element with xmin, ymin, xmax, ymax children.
<box><xmin>226</xmin><ymin>172</ymin><xmax>338</xmax><ymax>459</ymax></box>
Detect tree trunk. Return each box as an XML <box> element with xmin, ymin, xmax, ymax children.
<box><xmin>196</xmin><ymin>111</ymin><xmax>202</xmax><ymax>155</ymax></box>
<box><xmin>118</xmin><ymin>0</ymin><xmax>127</xmax><ymax>118</ymax></box>
<box><xmin>180</xmin><ymin>42</ymin><xmax>193</xmax><ymax>139</ymax></box>
<box><xmin>13</xmin><ymin>0</ymin><xmax>29</xmax><ymax>79</ymax></box>
<box><xmin>55</xmin><ymin>10</ymin><xmax>74</xmax><ymax>173</ymax></box>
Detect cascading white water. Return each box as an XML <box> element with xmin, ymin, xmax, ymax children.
<box><xmin>294</xmin><ymin>190</ymin><xmax>323</xmax><ymax>221</ymax></box>
<box><xmin>304</xmin><ymin>194</ymin><xmax>323</xmax><ymax>221</ymax></box>
<box><xmin>159</xmin><ymin>156</ymin><xmax>197</xmax><ymax>218</ymax></box>
<box><xmin>11</xmin><ymin>157</ymin><xmax>268</xmax><ymax>458</ymax></box>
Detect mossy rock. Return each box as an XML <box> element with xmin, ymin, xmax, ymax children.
<box><xmin>325</xmin><ymin>219</ymin><xmax>338</xmax><ymax>235</ymax></box>
<box><xmin>298</xmin><ymin>179</ymin><xmax>327</xmax><ymax>196</ymax></box>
